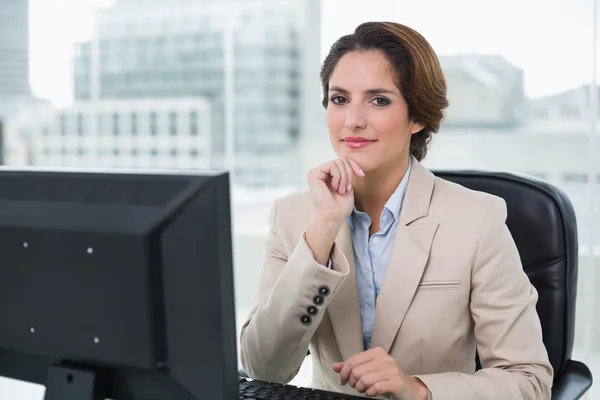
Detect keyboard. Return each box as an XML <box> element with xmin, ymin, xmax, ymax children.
<box><xmin>239</xmin><ymin>377</ymin><xmax>367</xmax><ymax>399</ymax></box>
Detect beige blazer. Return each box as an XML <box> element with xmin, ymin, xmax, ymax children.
<box><xmin>240</xmin><ymin>158</ymin><xmax>553</xmax><ymax>400</ymax></box>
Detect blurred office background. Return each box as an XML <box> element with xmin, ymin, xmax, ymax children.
<box><xmin>0</xmin><ymin>0</ymin><xmax>599</xmax><ymax>398</ymax></box>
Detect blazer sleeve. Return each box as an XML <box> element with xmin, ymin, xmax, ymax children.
<box><xmin>414</xmin><ymin>197</ymin><xmax>553</xmax><ymax>400</ymax></box>
<box><xmin>239</xmin><ymin>198</ymin><xmax>350</xmax><ymax>384</ymax></box>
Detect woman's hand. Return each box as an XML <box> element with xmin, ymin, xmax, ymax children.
<box><xmin>306</xmin><ymin>157</ymin><xmax>364</xmax><ymax>223</ymax></box>
<box><xmin>332</xmin><ymin>347</ymin><xmax>428</xmax><ymax>400</ymax></box>
<box><xmin>303</xmin><ymin>157</ymin><xmax>364</xmax><ymax>265</ymax></box>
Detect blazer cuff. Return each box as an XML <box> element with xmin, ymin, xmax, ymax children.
<box><xmin>302</xmin><ymin>232</ymin><xmax>342</xmax><ymax>272</ymax></box>
<box><xmin>280</xmin><ymin>233</ymin><xmax>350</xmax><ymax>284</ymax></box>
<box><xmin>412</xmin><ymin>374</ymin><xmax>458</xmax><ymax>400</ymax></box>
<box><xmin>413</xmin><ymin>376</ymin><xmax>432</xmax><ymax>400</ymax></box>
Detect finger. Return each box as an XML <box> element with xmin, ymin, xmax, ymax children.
<box><xmin>347</xmin><ymin>359</ymin><xmax>383</xmax><ymax>388</ymax></box>
<box><xmin>345</xmin><ymin>157</ymin><xmax>365</xmax><ymax>177</ymax></box>
<box><xmin>310</xmin><ymin>161</ymin><xmax>333</xmax><ymax>183</ymax></box>
<box><xmin>332</xmin><ymin>362</ymin><xmax>344</xmax><ymax>373</ymax></box>
<box><xmin>339</xmin><ymin>362</ymin><xmax>353</xmax><ymax>386</ymax></box>
<box><xmin>354</xmin><ymin>371</ymin><xmax>384</xmax><ymax>393</ymax></box>
<box><xmin>340</xmin><ymin>157</ymin><xmax>356</xmax><ymax>192</ymax></box>
<box><xmin>347</xmin><ymin>363</ymin><xmax>367</xmax><ymax>388</ymax></box>
<box><xmin>328</xmin><ymin>161</ymin><xmax>342</xmax><ymax>191</ymax></box>
<box><xmin>333</xmin><ymin>158</ymin><xmax>348</xmax><ymax>194</ymax></box>
<box><xmin>339</xmin><ymin>351</ymin><xmax>379</xmax><ymax>385</ymax></box>
<box><xmin>366</xmin><ymin>379</ymin><xmax>396</xmax><ymax>397</ymax></box>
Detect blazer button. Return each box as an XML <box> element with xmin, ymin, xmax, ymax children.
<box><xmin>300</xmin><ymin>314</ymin><xmax>312</xmax><ymax>325</ymax></box>
<box><xmin>307</xmin><ymin>305</ymin><xmax>318</xmax><ymax>315</ymax></box>
<box><xmin>313</xmin><ymin>295</ymin><xmax>324</xmax><ymax>306</ymax></box>
<box><xmin>318</xmin><ymin>285</ymin><xmax>330</xmax><ymax>296</ymax></box>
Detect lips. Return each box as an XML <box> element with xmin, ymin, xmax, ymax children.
<box><xmin>342</xmin><ymin>137</ymin><xmax>377</xmax><ymax>149</ymax></box>
<box><xmin>343</xmin><ymin>137</ymin><xmax>376</xmax><ymax>143</ymax></box>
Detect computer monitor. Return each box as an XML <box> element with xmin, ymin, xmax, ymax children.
<box><xmin>0</xmin><ymin>167</ymin><xmax>238</xmax><ymax>400</ymax></box>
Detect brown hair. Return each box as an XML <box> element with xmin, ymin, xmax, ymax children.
<box><xmin>320</xmin><ymin>22</ymin><xmax>448</xmax><ymax>161</ymax></box>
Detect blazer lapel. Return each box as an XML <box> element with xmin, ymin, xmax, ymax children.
<box><xmin>327</xmin><ymin>221</ymin><xmax>365</xmax><ymax>361</ymax></box>
<box><xmin>369</xmin><ymin>221</ymin><xmax>438</xmax><ymax>352</ymax></box>
<box><xmin>370</xmin><ymin>158</ymin><xmax>439</xmax><ymax>353</ymax></box>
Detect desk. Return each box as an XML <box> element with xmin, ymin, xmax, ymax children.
<box><xmin>0</xmin><ymin>376</ymin><xmax>44</xmax><ymax>400</ymax></box>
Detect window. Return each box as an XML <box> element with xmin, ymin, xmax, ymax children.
<box><xmin>564</xmin><ymin>173</ymin><xmax>588</xmax><ymax>184</ymax></box>
<box><xmin>169</xmin><ymin>111</ymin><xmax>177</xmax><ymax>135</ymax></box>
<box><xmin>112</xmin><ymin>112</ymin><xmax>120</xmax><ymax>136</ymax></box>
<box><xmin>189</xmin><ymin>111</ymin><xmax>198</xmax><ymax>135</ymax></box>
<box><xmin>149</xmin><ymin>111</ymin><xmax>157</xmax><ymax>135</ymax></box>
<box><xmin>59</xmin><ymin>113</ymin><xmax>67</xmax><ymax>136</ymax></box>
<box><xmin>77</xmin><ymin>113</ymin><xmax>85</xmax><ymax>136</ymax></box>
<box><xmin>131</xmin><ymin>112</ymin><xmax>138</xmax><ymax>135</ymax></box>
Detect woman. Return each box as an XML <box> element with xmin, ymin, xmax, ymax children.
<box><xmin>240</xmin><ymin>21</ymin><xmax>553</xmax><ymax>400</ymax></box>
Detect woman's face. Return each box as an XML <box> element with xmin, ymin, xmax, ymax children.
<box><xmin>326</xmin><ymin>50</ymin><xmax>423</xmax><ymax>173</ymax></box>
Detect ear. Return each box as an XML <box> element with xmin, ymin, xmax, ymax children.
<box><xmin>409</xmin><ymin>121</ymin><xmax>425</xmax><ymax>135</ymax></box>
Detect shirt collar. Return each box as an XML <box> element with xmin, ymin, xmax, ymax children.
<box><xmin>347</xmin><ymin>157</ymin><xmax>412</xmax><ymax>229</ymax></box>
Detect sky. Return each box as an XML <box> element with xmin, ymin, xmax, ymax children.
<box><xmin>29</xmin><ymin>0</ymin><xmax>597</xmax><ymax>106</ymax></box>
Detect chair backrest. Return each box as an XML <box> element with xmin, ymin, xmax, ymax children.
<box><xmin>432</xmin><ymin>170</ymin><xmax>578</xmax><ymax>379</ymax></box>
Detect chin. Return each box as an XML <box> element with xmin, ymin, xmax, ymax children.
<box><xmin>341</xmin><ymin>151</ymin><xmax>378</xmax><ymax>171</ymax></box>
<box><xmin>357</xmin><ymin>162</ymin><xmax>379</xmax><ymax>173</ymax></box>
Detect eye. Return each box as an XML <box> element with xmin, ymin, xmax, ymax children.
<box><xmin>371</xmin><ymin>97</ymin><xmax>390</xmax><ymax>107</ymax></box>
<box><xmin>330</xmin><ymin>95</ymin><xmax>347</xmax><ymax>105</ymax></box>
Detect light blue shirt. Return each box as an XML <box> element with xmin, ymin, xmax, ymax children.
<box><xmin>348</xmin><ymin>159</ymin><xmax>411</xmax><ymax>350</ymax></box>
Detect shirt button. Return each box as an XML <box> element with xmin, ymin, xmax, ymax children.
<box><xmin>300</xmin><ymin>315</ymin><xmax>312</xmax><ymax>325</ymax></box>
<box><xmin>373</xmin><ymin>238</ymin><xmax>379</xmax><ymax>244</ymax></box>
<box><xmin>382</xmin><ymin>215</ymin><xmax>388</xmax><ymax>222</ymax></box>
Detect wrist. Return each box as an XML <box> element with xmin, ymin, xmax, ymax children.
<box><xmin>310</xmin><ymin>215</ymin><xmax>345</xmax><ymax>232</ymax></box>
<box><xmin>305</xmin><ymin>217</ymin><xmax>343</xmax><ymax>266</ymax></box>
<box><xmin>410</xmin><ymin>376</ymin><xmax>429</xmax><ymax>400</ymax></box>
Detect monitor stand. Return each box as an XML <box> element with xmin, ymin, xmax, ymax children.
<box><xmin>43</xmin><ymin>363</ymin><xmax>106</xmax><ymax>400</ymax></box>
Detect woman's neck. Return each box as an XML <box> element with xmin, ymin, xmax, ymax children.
<box><xmin>353</xmin><ymin>156</ymin><xmax>410</xmax><ymax>217</ymax></box>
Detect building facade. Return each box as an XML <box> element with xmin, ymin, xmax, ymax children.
<box><xmin>4</xmin><ymin>98</ymin><xmax>212</xmax><ymax>171</ymax></box>
<box><xmin>0</xmin><ymin>0</ymin><xmax>30</xmax><ymax>103</ymax></box>
<box><xmin>71</xmin><ymin>0</ymin><xmax>320</xmax><ymax>186</ymax></box>
<box><xmin>439</xmin><ymin>54</ymin><xmax>525</xmax><ymax>129</ymax></box>
<box><xmin>0</xmin><ymin>0</ymin><xmax>31</xmax><ymax>166</ymax></box>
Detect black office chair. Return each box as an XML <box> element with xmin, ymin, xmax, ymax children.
<box><xmin>433</xmin><ymin>170</ymin><xmax>593</xmax><ymax>400</ymax></box>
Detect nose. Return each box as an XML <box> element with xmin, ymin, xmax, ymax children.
<box><xmin>344</xmin><ymin>105</ymin><xmax>367</xmax><ymax>130</ymax></box>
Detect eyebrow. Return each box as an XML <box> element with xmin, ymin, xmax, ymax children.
<box><xmin>329</xmin><ymin>86</ymin><xmax>397</xmax><ymax>96</ymax></box>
